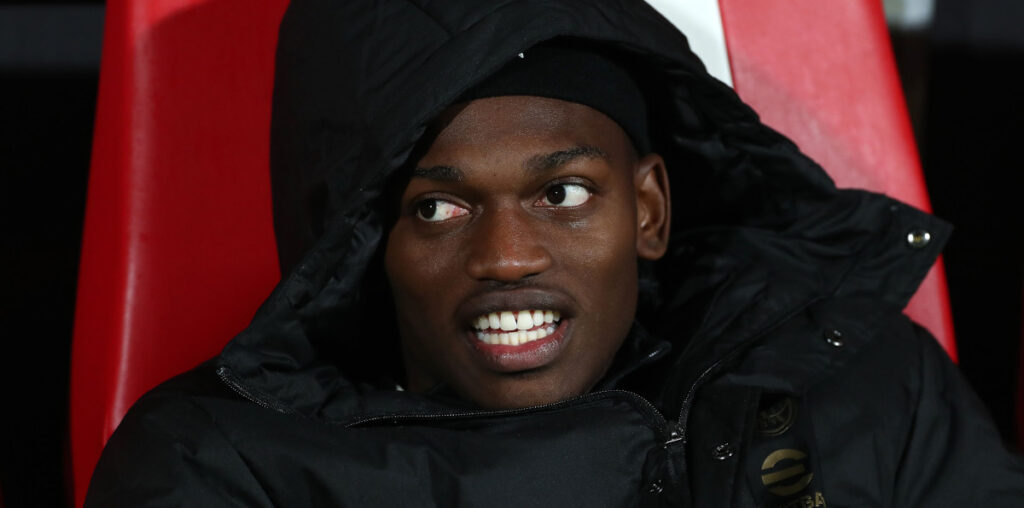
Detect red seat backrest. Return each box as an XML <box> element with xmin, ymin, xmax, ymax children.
<box><xmin>69</xmin><ymin>1</ymin><xmax>956</xmax><ymax>506</ymax></box>
<box><xmin>69</xmin><ymin>1</ymin><xmax>288</xmax><ymax>506</ymax></box>
<box><xmin>718</xmin><ymin>0</ymin><xmax>956</xmax><ymax>357</ymax></box>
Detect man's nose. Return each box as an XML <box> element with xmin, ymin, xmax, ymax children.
<box><xmin>464</xmin><ymin>207</ymin><xmax>552</xmax><ymax>283</ymax></box>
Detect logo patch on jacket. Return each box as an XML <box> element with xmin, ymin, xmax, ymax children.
<box><xmin>748</xmin><ymin>395</ymin><xmax>827</xmax><ymax>507</ymax></box>
<box><xmin>761</xmin><ymin>448</ymin><xmax>812</xmax><ymax>495</ymax></box>
<box><xmin>756</xmin><ymin>396</ymin><xmax>797</xmax><ymax>437</ymax></box>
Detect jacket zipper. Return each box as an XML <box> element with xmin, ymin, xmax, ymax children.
<box><xmin>217</xmin><ymin>365</ymin><xmax>295</xmax><ymax>414</ymax></box>
<box><xmin>345</xmin><ymin>388</ymin><xmax>671</xmax><ymax>433</ymax></box>
<box><xmin>675</xmin><ymin>296</ymin><xmax>824</xmax><ymax>438</ymax></box>
<box><xmin>674</xmin><ymin>352</ymin><xmax>736</xmax><ymax>442</ymax></box>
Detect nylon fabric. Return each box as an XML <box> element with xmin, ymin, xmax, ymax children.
<box><xmin>86</xmin><ymin>0</ymin><xmax>1024</xmax><ymax>506</ymax></box>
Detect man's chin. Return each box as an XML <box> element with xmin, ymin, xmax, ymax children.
<box><xmin>455</xmin><ymin>372</ymin><xmax>591</xmax><ymax>411</ymax></box>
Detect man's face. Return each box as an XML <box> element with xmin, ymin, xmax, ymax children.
<box><xmin>385</xmin><ymin>95</ymin><xmax>669</xmax><ymax>409</ymax></box>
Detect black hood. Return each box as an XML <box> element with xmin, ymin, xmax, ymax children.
<box><xmin>216</xmin><ymin>0</ymin><xmax>949</xmax><ymax>421</ymax></box>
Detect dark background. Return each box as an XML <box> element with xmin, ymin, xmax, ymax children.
<box><xmin>1</xmin><ymin>1</ymin><xmax>1021</xmax><ymax>506</ymax></box>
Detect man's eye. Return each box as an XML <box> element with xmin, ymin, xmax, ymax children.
<box><xmin>540</xmin><ymin>183</ymin><xmax>591</xmax><ymax>207</ymax></box>
<box><xmin>415</xmin><ymin>199</ymin><xmax>469</xmax><ymax>222</ymax></box>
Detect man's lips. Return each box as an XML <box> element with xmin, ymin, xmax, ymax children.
<box><xmin>465</xmin><ymin>318</ymin><xmax>572</xmax><ymax>373</ymax></box>
<box><xmin>456</xmin><ymin>288</ymin><xmax>577</xmax><ymax>372</ymax></box>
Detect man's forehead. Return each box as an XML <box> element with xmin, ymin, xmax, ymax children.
<box><xmin>412</xmin><ymin>144</ymin><xmax>609</xmax><ymax>183</ymax></box>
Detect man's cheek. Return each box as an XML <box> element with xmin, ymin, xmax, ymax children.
<box><xmin>399</xmin><ymin>239</ymin><xmax>457</xmax><ymax>284</ymax></box>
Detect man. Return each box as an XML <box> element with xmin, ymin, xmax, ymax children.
<box><xmin>86</xmin><ymin>0</ymin><xmax>1024</xmax><ymax>506</ymax></box>
<box><xmin>384</xmin><ymin>45</ymin><xmax>670</xmax><ymax>410</ymax></box>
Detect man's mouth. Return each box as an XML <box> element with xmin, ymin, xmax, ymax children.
<box><xmin>471</xmin><ymin>310</ymin><xmax>562</xmax><ymax>346</ymax></box>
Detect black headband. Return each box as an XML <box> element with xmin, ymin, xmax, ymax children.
<box><xmin>460</xmin><ymin>44</ymin><xmax>650</xmax><ymax>154</ymax></box>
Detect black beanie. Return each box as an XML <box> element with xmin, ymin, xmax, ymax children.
<box><xmin>460</xmin><ymin>44</ymin><xmax>650</xmax><ymax>154</ymax></box>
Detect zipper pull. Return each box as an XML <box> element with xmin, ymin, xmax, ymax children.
<box><xmin>664</xmin><ymin>421</ymin><xmax>685</xmax><ymax>446</ymax></box>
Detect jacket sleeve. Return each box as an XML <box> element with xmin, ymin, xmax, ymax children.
<box><xmin>84</xmin><ymin>394</ymin><xmax>276</xmax><ymax>508</ymax></box>
<box><xmin>892</xmin><ymin>324</ymin><xmax>1024</xmax><ymax>506</ymax></box>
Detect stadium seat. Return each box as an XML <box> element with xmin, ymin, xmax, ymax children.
<box><xmin>69</xmin><ymin>1</ymin><xmax>288</xmax><ymax>505</ymax></box>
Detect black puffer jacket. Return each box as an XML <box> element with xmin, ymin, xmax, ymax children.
<box><xmin>86</xmin><ymin>0</ymin><xmax>1024</xmax><ymax>506</ymax></box>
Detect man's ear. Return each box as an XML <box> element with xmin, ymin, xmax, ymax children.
<box><xmin>634</xmin><ymin>153</ymin><xmax>670</xmax><ymax>260</ymax></box>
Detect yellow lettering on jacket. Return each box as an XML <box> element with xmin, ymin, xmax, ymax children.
<box><xmin>777</xmin><ymin>491</ymin><xmax>826</xmax><ymax>508</ymax></box>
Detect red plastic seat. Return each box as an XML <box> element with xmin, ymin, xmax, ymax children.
<box><xmin>69</xmin><ymin>1</ymin><xmax>288</xmax><ymax>506</ymax></box>
<box><xmin>717</xmin><ymin>0</ymin><xmax>955</xmax><ymax>357</ymax></box>
<box><xmin>69</xmin><ymin>1</ymin><xmax>956</xmax><ymax>506</ymax></box>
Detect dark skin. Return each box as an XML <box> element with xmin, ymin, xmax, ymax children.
<box><xmin>385</xmin><ymin>96</ymin><xmax>670</xmax><ymax>409</ymax></box>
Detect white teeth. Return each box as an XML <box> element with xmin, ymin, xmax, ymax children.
<box><xmin>472</xmin><ymin>309</ymin><xmax>563</xmax><ymax>342</ymax></box>
<box><xmin>500</xmin><ymin>311</ymin><xmax>517</xmax><ymax>331</ymax></box>
<box><xmin>517</xmin><ymin>310</ymin><xmax>533</xmax><ymax>330</ymax></box>
<box><xmin>475</xmin><ymin>324</ymin><xmax>558</xmax><ymax>346</ymax></box>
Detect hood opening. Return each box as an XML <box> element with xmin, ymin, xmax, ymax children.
<box><xmin>220</xmin><ymin>0</ymin><xmax>944</xmax><ymax>419</ymax></box>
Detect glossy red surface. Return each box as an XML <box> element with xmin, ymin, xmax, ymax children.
<box><xmin>69</xmin><ymin>1</ymin><xmax>287</xmax><ymax>505</ymax></box>
<box><xmin>719</xmin><ymin>0</ymin><xmax>956</xmax><ymax>359</ymax></box>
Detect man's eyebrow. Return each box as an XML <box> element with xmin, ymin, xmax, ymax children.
<box><xmin>525</xmin><ymin>145</ymin><xmax>608</xmax><ymax>173</ymax></box>
<box><xmin>411</xmin><ymin>165</ymin><xmax>464</xmax><ymax>182</ymax></box>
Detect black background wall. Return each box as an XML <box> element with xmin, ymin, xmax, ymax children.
<box><xmin>922</xmin><ymin>0</ymin><xmax>1024</xmax><ymax>443</ymax></box>
<box><xmin>1</xmin><ymin>2</ymin><xmax>102</xmax><ymax>507</ymax></box>
<box><xmin>0</xmin><ymin>1</ymin><xmax>1021</xmax><ymax>506</ymax></box>
<box><xmin>888</xmin><ymin>0</ymin><xmax>1024</xmax><ymax>443</ymax></box>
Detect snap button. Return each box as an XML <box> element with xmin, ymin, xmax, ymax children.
<box><xmin>647</xmin><ymin>480</ymin><xmax>664</xmax><ymax>494</ymax></box>
<box><xmin>906</xmin><ymin>229</ymin><xmax>931</xmax><ymax>249</ymax></box>
<box><xmin>824</xmin><ymin>329</ymin><xmax>844</xmax><ymax>348</ymax></box>
<box><xmin>712</xmin><ymin>442</ymin><xmax>735</xmax><ymax>461</ymax></box>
